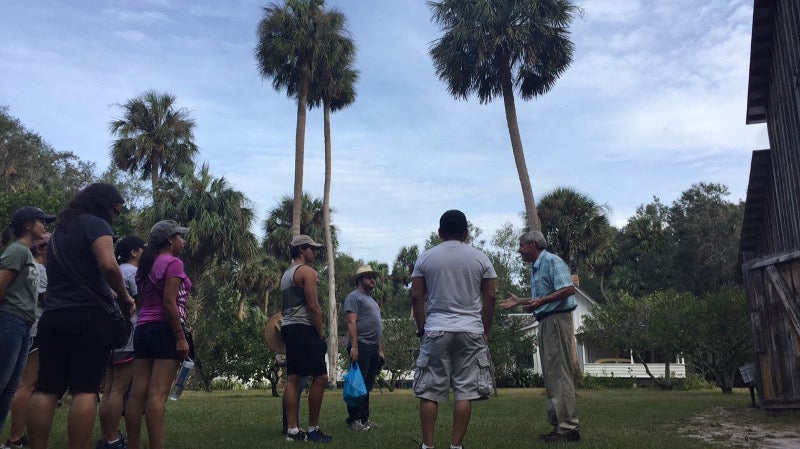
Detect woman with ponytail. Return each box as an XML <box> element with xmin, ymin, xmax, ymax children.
<box><xmin>125</xmin><ymin>220</ymin><xmax>192</xmax><ymax>449</ymax></box>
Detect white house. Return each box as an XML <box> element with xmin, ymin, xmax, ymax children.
<box><xmin>509</xmin><ymin>287</ymin><xmax>686</xmax><ymax>379</ymax></box>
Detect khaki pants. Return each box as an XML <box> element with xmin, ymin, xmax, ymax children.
<box><xmin>539</xmin><ymin>312</ymin><xmax>579</xmax><ymax>433</ymax></box>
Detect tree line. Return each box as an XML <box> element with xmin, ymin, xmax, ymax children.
<box><xmin>1</xmin><ymin>104</ymin><xmax>749</xmax><ymax>393</ymax></box>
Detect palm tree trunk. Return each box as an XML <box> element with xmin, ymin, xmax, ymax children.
<box><xmin>499</xmin><ymin>62</ymin><xmax>540</xmax><ymax>232</ymax></box>
<box><xmin>322</xmin><ymin>102</ymin><xmax>338</xmax><ymax>389</ymax></box>
<box><xmin>292</xmin><ymin>78</ymin><xmax>309</xmax><ymax>237</ymax></box>
<box><xmin>151</xmin><ymin>153</ymin><xmax>161</xmax><ymax>203</ymax></box>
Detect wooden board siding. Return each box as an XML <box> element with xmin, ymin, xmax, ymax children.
<box><xmin>742</xmin><ymin>252</ymin><xmax>800</xmax><ymax>409</ymax></box>
<box><xmin>741</xmin><ymin>0</ymin><xmax>800</xmax><ymax>411</ymax></box>
<box><xmin>763</xmin><ymin>0</ymin><xmax>800</xmax><ymax>253</ymax></box>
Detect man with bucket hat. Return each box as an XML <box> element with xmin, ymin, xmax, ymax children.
<box><xmin>280</xmin><ymin>235</ymin><xmax>332</xmax><ymax>443</ymax></box>
<box><xmin>343</xmin><ymin>265</ymin><xmax>384</xmax><ymax>431</ymax></box>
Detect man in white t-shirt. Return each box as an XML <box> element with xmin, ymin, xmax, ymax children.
<box><xmin>411</xmin><ymin>210</ymin><xmax>497</xmax><ymax>449</ymax></box>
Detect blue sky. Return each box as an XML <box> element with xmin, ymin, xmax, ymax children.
<box><xmin>1</xmin><ymin>0</ymin><xmax>768</xmax><ymax>265</ymax></box>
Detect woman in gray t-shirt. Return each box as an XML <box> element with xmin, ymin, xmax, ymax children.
<box><xmin>0</xmin><ymin>206</ymin><xmax>54</xmax><ymax>438</ymax></box>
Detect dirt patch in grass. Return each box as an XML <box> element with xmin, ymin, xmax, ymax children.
<box><xmin>676</xmin><ymin>406</ymin><xmax>800</xmax><ymax>448</ymax></box>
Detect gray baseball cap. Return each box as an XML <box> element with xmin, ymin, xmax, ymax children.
<box><xmin>290</xmin><ymin>234</ymin><xmax>323</xmax><ymax>247</ymax></box>
<box><xmin>149</xmin><ymin>220</ymin><xmax>189</xmax><ymax>245</ymax></box>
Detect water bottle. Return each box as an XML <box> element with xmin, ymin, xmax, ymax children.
<box><xmin>169</xmin><ymin>358</ymin><xmax>194</xmax><ymax>401</ymax></box>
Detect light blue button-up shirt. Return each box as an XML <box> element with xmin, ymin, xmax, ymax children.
<box><xmin>530</xmin><ymin>250</ymin><xmax>576</xmax><ymax>318</ymax></box>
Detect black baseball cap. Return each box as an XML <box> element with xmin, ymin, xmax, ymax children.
<box><xmin>11</xmin><ymin>206</ymin><xmax>56</xmax><ymax>227</ymax></box>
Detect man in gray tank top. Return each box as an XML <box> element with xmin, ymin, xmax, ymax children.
<box><xmin>280</xmin><ymin>235</ymin><xmax>333</xmax><ymax>443</ymax></box>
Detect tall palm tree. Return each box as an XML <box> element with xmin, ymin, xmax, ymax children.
<box><xmin>256</xmin><ymin>0</ymin><xmax>329</xmax><ymax>237</ymax></box>
<box><xmin>307</xmin><ymin>7</ymin><xmax>358</xmax><ymax>389</ymax></box>
<box><xmin>109</xmin><ymin>90</ymin><xmax>198</xmax><ymax>203</ymax></box>
<box><xmin>428</xmin><ymin>0</ymin><xmax>578</xmax><ymax>231</ymax></box>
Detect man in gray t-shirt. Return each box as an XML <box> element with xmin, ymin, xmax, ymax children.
<box><xmin>343</xmin><ymin>264</ymin><xmax>384</xmax><ymax>430</ymax></box>
<box><xmin>411</xmin><ymin>210</ymin><xmax>497</xmax><ymax>449</ymax></box>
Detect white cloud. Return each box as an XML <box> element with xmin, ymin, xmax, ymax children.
<box><xmin>102</xmin><ymin>8</ymin><xmax>171</xmax><ymax>23</ymax></box>
<box><xmin>114</xmin><ymin>30</ymin><xmax>150</xmax><ymax>44</ymax></box>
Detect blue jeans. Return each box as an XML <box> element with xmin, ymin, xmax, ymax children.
<box><xmin>0</xmin><ymin>311</ymin><xmax>32</xmax><ymax>433</ymax></box>
<box><xmin>346</xmin><ymin>343</ymin><xmax>381</xmax><ymax>424</ymax></box>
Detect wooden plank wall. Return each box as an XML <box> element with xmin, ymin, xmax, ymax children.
<box><xmin>764</xmin><ymin>0</ymin><xmax>800</xmax><ymax>254</ymax></box>
<box><xmin>743</xmin><ymin>252</ymin><xmax>800</xmax><ymax>409</ymax></box>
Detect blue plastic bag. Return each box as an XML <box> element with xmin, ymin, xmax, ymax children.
<box><xmin>343</xmin><ymin>362</ymin><xmax>367</xmax><ymax>406</ymax></box>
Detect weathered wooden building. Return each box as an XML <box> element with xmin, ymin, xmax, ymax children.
<box><xmin>740</xmin><ymin>0</ymin><xmax>800</xmax><ymax>410</ymax></box>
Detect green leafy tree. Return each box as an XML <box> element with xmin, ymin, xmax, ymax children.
<box><xmin>677</xmin><ymin>288</ymin><xmax>752</xmax><ymax>393</ymax></box>
<box><xmin>429</xmin><ymin>0</ymin><xmax>579</xmax><ymax>231</ymax></box>
<box><xmin>386</xmin><ymin>245</ymin><xmax>418</xmax><ymax>317</ymax></box>
<box><xmin>1</xmin><ymin>107</ymin><xmax>95</xmax><ymax>228</ymax></box>
<box><xmin>608</xmin><ymin>184</ymin><xmax>743</xmax><ymax>298</ymax></box>
<box><xmin>490</xmin><ymin>315</ymin><xmax>537</xmax><ymax>388</ymax></box>
<box><xmin>607</xmin><ymin>199</ymin><xmax>672</xmax><ymax>296</ymax></box>
<box><xmin>486</xmin><ymin>222</ymin><xmax>527</xmax><ymax>298</ymax></box>
<box><xmin>380</xmin><ymin>317</ymin><xmax>418</xmax><ymax>391</ymax></box>
<box><xmin>668</xmin><ymin>183</ymin><xmax>743</xmax><ymax>295</ymax></box>
<box><xmin>578</xmin><ymin>292</ymin><xmax>669</xmax><ymax>386</ymax></box>
<box><xmin>109</xmin><ymin>90</ymin><xmax>198</xmax><ymax>202</ymax></box>
<box><xmin>190</xmin><ymin>262</ymin><xmax>276</xmax><ymax>391</ymax></box>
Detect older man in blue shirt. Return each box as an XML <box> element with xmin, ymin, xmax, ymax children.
<box><xmin>501</xmin><ymin>230</ymin><xmax>580</xmax><ymax>443</ymax></box>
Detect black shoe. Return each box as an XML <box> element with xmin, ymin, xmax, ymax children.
<box><xmin>541</xmin><ymin>430</ymin><xmax>581</xmax><ymax>443</ymax></box>
<box><xmin>539</xmin><ymin>430</ymin><xmax>557</xmax><ymax>440</ymax></box>
<box><xmin>306</xmin><ymin>429</ymin><xmax>333</xmax><ymax>443</ymax></box>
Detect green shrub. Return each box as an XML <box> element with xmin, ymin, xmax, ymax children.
<box><xmin>578</xmin><ymin>373</ymin><xmax>636</xmax><ymax>389</ymax></box>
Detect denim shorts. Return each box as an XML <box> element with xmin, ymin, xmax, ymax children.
<box><xmin>413</xmin><ymin>331</ymin><xmax>493</xmax><ymax>402</ymax></box>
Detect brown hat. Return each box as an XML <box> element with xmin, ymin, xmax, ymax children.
<box><xmin>354</xmin><ymin>264</ymin><xmax>378</xmax><ymax>282</ymax></box>
<box><xmin>263</xmin><ymin>312</ymin><xmax>285</xmax><ymax>353</ymax></box>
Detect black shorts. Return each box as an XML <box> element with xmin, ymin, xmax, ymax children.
<box><xmin>134</xmin><ymin>321</ymin><xmax>188</xmax><ymax>360</ymax></box>
<box><xmin>281</xmin><ymin>324</ymin><xmax>327</xmax><ymax>377</ymax></box>
<box><xmin>36</xmin><ymin>306</ymin><xmax>114</xmax><ymax>395</ymax></box>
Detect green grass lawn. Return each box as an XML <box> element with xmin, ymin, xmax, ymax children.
<box><xmin>5</xmin><ymin>388</ymin><xmax>798</xmax><ymax>448</ymax></box>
